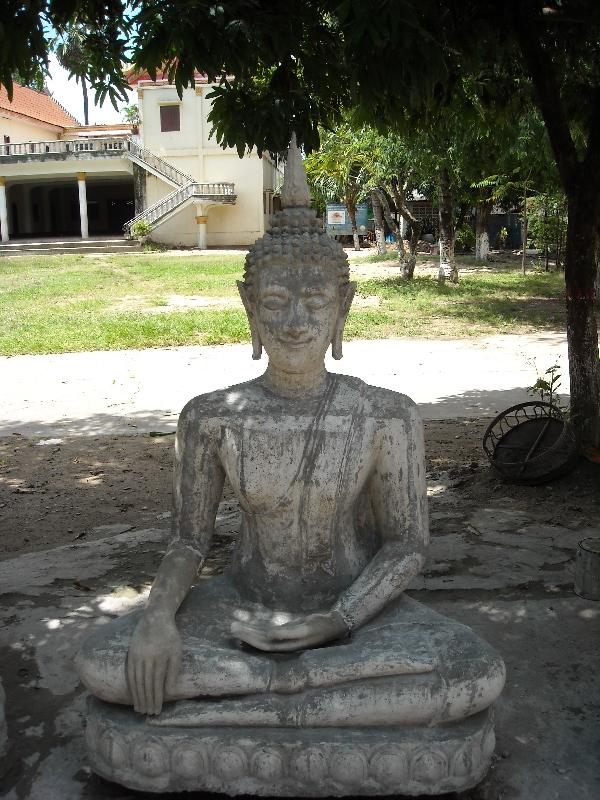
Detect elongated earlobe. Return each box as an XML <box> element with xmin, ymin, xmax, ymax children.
<box><xmin>331</xmin><ymin>282</ymin><xmax>356</xmax><ymax>360</ymax></box>
<box><xmin>237</xmin><ymin>281</ymin><xmax>262</xmax><ymax>360</ymax></box>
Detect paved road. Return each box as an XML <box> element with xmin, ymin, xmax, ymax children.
<box><xmin>0</xmin><ymin>333</ymin><xmax>569</xmax><ymax>437</ymax></box>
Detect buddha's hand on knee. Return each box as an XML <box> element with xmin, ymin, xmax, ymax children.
<box><xmin>231</xmin><ymin>611</ymin><xmax>348</xmax><ymax>652</ymax></box>
<box><xmin>126</xmin><ymin>613</ymin><xmax>182</xmax><ymax>715</ymax></box>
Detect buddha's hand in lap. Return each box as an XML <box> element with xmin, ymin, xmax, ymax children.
<box><xmin>231</xmin><ymin>611</ymin><xmax>348</xmax><ymax>652</ymax></box>
<box><xmin>127</xmin><ymin>612</ymin><xmax>182</xmax><ymax>715</ymax></box>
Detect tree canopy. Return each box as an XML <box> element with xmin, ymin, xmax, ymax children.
<box><xmin>3</xmin><ymin>1</ymin><xmax>600</xmax><ymax>443</ymax></box>
<box><xmin>3</xmin><ymin>3</ymin><xmax>599</xmax><ymax>160</ymax></box>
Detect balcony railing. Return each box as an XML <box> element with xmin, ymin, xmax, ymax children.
<box><xmin>0</xmin><ymin>137</ymin><xmax>128</xmax><ymax>158</ymax></box>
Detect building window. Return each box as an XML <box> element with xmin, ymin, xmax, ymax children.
<box><xmin>160</xmin><ymin>105</ymin><xmax>180</xmax><ymax>132</ymax></box>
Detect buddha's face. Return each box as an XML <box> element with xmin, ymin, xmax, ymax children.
<box><xmin>252</xmin><ymin>264</ymin><xmax>345</xmax><ymax>373</ymax></box>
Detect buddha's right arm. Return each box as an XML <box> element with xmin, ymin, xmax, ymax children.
<box><xmin>141</xmin><ymin>406</ymin><xmax>225</xmax><ymax>618</ymax></box>
<box><xmin>145</xmin><ymin>405</ymin><xmax>226</xmax><ymax>619</ymax></box>
<box><xmin>128</xmin><ymin>406</ymin><xmax>225</xmax><ymax>714</ymax></box>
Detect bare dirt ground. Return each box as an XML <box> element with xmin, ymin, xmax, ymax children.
<box><xmin>1</xmin><ymin>418</ymin><xmax>598</xmax><ymax>559</ymax></box>
<box><xmin>348</xmin><ymin>252</ymin><xmax>543</xmax><ymax>279</ymax></box>
<box><xmin>1</xmin><ymin>420</ymin><xmax>599</xmax><ymax>800</ymax></box>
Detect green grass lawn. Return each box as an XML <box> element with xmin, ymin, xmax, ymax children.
<box><xmin>0</xmin><ymin>252</ymin><xmax>568</xmax><ymax>355</ymax></box>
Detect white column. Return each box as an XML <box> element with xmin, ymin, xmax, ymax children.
<box><xmin>76</xmin><ymin>172</ymin><xmax>89</xmax><ymax>239</ymax></box>
<box><xmin>195</xmin><ymin>212</ymin><xmax>207</xmax><ymax>250</ymax></box>
<box><xmin>0</xmin><ymin>178</ymin><xmax>9</xmax><ymax>242</ymax></box>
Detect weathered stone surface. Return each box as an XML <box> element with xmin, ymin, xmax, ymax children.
<box><xmin>77</xmin><ymin>135</ymin><xmax>504</xmax><ymax>796</ymax></box>
<box><xmin>86</xmin><ymin>699</ymin><xmax>495</xmax><ymax>796</ymax></box>
<box><xmin>468</xmin><ymin>507</ymin><xmax>532</xmax><ymax>533</ymax></box>
<box><xmin>78</xmin><ymin>578</ymin><xmax>505</xmax><ymax>726</ymax></box>
<box><xmin>0</xmin><ymin>676</ymin><xmax>7</xmax><ymax>760</ymax></box>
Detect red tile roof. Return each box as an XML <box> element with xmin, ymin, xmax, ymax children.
<box><xmin>126</xmin><ymin>68</ymin><xmax>209</xmax><ymax>86</ymax></box>
<box><xmin>0</xmin><ymin>83</ymin><xmax>79</xmax><ymax>128</ymax></box>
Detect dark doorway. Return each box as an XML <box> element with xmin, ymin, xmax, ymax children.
<box><xmin>86</xmin><ymin>179</ymin><xmax>135</xmax><ymax>235</ymax></box>
<box><xmin>108</xmin><ymin>198</ymin><xmax>135</xmax><ymax>233</ymax></box>
<box><xmin>10</xmin><ymin>202</ymin><xmax>19</xmax><ymax>235</ymax></box>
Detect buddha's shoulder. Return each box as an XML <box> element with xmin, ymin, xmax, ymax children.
<box><xmin>177</xmin><ymin>375</ymin><xmax>421</xmax><ymax>427</ymax></box>
<box><xmin>178</xmin><ymin>379</ymin><xmax>266</xmax><ymax>422</ymax></box>
<box><xmin>335</xmin><ymin>375</ymin><xmax>421</xmax><ymax>425</ymax></box>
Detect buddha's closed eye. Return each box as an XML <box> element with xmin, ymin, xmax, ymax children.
<box><xmin>304</xmin><ymin>294</ymin><xmax>331</xmax><ymax>310</ymax></box>
<box><xmin>260</xmin><ymin>291</ymin><xmax>331</xmax><ymax>311</ymax></box>
<box><xmin>260</xmin><ymin>292</ymin><xmax>290</xmax><ymax>310</ymax></box>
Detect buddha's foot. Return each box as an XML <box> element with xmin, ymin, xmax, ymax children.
<box><xmin>85</xmin><ymin>696</ymin><xmax>496</xmax><ymax>796</ymax></box>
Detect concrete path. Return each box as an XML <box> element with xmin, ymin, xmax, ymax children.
<box><xmin>0</xmin><ymin>333</ymin><xmax>569</xmax><ymax>437</ymax></box>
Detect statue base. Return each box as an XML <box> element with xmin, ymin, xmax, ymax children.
<box><xmin>85</xmin><ymin>697</ymin><xmax>496</xmax><ymax>796</ymax></box>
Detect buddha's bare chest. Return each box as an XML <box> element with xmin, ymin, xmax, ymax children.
<box><xmin>218</xmin><ymin>415</ymin><xmax>376</xmax><ymax>517</ymax></box>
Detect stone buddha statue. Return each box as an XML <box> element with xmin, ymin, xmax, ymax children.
<box><xmin>77</xmin><ymin>136</ymin><xmax>505</xmax><ymax>796</ymax></box>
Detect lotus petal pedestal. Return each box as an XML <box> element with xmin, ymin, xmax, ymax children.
<box><xmin>85</xmin><ymin>698</ymin><xmax>495</xmax><ymax>796</ymax></box>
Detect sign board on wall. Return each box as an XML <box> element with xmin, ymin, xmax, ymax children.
<box><xmin>325</xmin><ymin>203</ymin><xmax>371</xmax><ymax>236</ymax></box>
<box><xmin>327</xmin><ymin>208</ymin><xmax>346</xmax><ymax>226</ymax></box>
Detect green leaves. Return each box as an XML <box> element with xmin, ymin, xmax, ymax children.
<box><xmin>3</xmin><ymin>0</ymin><xmax>600</xmax><ymax>181</ymax></box>
<box><xmin>304</xmin><ymin>123</ymin><xmax>374</xmax><ymax>212</ymax></box>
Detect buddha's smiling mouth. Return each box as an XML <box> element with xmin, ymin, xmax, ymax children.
<box><xmin>277</xmin><ymin>338</ymin><xmax>313</xmax><ymax>348</ymax></box>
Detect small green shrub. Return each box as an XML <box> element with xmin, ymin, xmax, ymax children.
<box><xmin>131</xmin><ymin>220</ymin><xmax>153</xmax><ymax>239</ymax></box>
<box><xmin>455</xmin><ymin>225</ymin><xmax>475</xmax><ymax>253</ymax></box>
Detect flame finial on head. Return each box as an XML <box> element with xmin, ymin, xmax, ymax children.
<box><xmin>280</xmin><ymin>132</ymin><xmax>311</xmax><ymax>208</ymax></box>
<box><xmin>242</xmin><ymin>132</ymin><xmax>349</xmax><ymax>301</ymax></box>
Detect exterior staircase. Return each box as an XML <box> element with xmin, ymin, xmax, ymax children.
<box><xmin>127</xmin><ymin>140</ymin><xmax>194</xmax><ymax>188</ymax></box>
<box><xmin>123</xmin><ymin>140</ymin><xmax>236</xmax><ymax>236</ymax></box>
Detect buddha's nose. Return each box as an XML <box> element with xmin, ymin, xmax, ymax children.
<box><xmin>284</xmin><ymin>303</ymin><xmax>310</xmax><ymax>338</ymax></box>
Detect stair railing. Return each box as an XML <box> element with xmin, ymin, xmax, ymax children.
<box><xmin>126</xmin><ymin>139</ymin><xmax>193</xmax><ymax>186</ymax></box>
<box><xmin>123</xmin><ymin>182</ymin><xmax>235</xmax><ymax>236</ymax></box>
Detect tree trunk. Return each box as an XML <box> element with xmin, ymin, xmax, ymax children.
<box><xmin>374</xmin><ymin>187</ymin><xmax>406</xmax><ymax>264</ymax></box>
<box><xmin>521</xmin><ymin>183</ymin><xmax>528</xmax><ymax>275</ymax></box>
<box><xmin>564</xmin><ymin>194</ymin><xmax>600</xmax><ymax>447</ymax></box>
<box><xmin>438</xmin><ymin>166</ymin><xmax>458</xmax><ymax>283</ymax></box>
<box><xmin>371</xmin><ymin>189</ymin><xmax>387</xmax><ymax>255</ymax></box>
<box><xmin>347</xmin><ymin>204</ymin><xmax>361</xmax><ymax>251</ymax></box>
<box><xmin>475</xmin><ymin>200</ymin><xmax>492</xmax><ymax>261</ymax></box>
<box><xmin>82</xmin><ymin>77</ymin><xmax>89</xmax><ymax>126</ymax></box>
<box><xmin>390</xmin><ymin>178</ymin><xmax>420</xmax><ymax>278</ymax></box>
<box><xmin>513</xmin><ymin>9</ymin><xmax>600</xmax><ymax>446</ymax></box>
<box><xmin>556</xmin><ymin>204</ymin><xmax>563</xmax><ymax>270</ymax></box>
<box><xmin>402</xmin><ymin>226</ymin><xmax>418</xmax><ymax>279</ymax></box>
<box><xmin>595</xmin><ymin>234</ymin><xmax>600</xmax><ymax>298</ymax></box>
<box><xmin>543</xmin><ymin>202</ymin><xmax>550</xmax><ymax>271</ymax></box>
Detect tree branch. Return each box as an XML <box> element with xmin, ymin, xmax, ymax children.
<box><xmin>391</xmin><ymin>177</ymin><xmax>419</xmax><ymax>228</ymax></box>
<box><xmin>374</xmin><ymin>187</ymin><xmax>405</xmax><ymax>255</ymax></box>
<box><xmin>513</xmin><ymin>3</ymin><xmax>579</xmax><ymax>194</ymax></box>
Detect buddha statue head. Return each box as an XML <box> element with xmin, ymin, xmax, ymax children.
<box><xmin>238</xmin><ymin>134</ymin><xmax>356</xmax><ymax>372</ymax></box>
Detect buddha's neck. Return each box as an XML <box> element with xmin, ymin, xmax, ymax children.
<box><xmin>262</xmin><ymin>364</ymin><xmax>329</xmax><ymax>399</ymax></box>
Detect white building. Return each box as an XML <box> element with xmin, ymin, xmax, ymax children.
<box><xmin>0</xmin><ymin>74</ymin><xmax>282</xmax><ymax>248</ymax></box>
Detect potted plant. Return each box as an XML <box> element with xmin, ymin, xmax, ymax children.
<box><xmin>131</xmin><ymin>220</ymin><xmax>152</xmax><ymax>244</ymax></box>
<box><xmin>483</xmin><ymin>363</ymin><xmax>578</xmax><ymax>484</ymax></box>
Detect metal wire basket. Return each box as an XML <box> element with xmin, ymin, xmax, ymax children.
<box><xmin>483</xmin><ymin>401</ymin><xmax>579</xmax><ymax>485</ymax></box>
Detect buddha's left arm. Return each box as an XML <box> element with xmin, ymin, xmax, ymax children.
<box><xmin>331</xmin><ymin>400</ymin><xmax>429</xmax><ymax>632</ymax></box>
